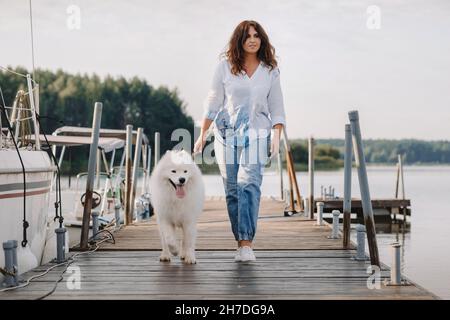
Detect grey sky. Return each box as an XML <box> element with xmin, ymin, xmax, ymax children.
<box><xmin>1</xmin><ymin>0</ymin><xmax>449</xmax><ymax>140</ymax></box>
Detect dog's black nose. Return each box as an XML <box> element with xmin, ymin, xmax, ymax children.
<box><xmin>178</xmin><ymin>177</ymin><xmax>185</xmax><ymax>184</ymax></box>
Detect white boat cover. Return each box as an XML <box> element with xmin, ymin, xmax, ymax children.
<box><xmin>53</xmin><ymin>126</ymin><xmax>149</xmax><ymax>145</ymax></box>
<box><xmin>28</xmin><ymin>135</ymin><xmax>125</xmax><ymax>153</ymax></box>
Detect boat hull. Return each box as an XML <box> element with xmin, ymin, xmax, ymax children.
<box><xmin>0</xmin><ymin>150</ymin><xmax>55</xmax><ymax>282</ymax></box>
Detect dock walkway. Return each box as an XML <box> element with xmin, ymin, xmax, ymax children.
<box><xmin>0</xmin><ymin>197</ymin><xmax>437</xmax><ymax>300</ymax></box>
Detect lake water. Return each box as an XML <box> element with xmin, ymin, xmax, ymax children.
<box><xmin>60</xmin><ymin>165</ymin><xmax>450</xmax><ymax>299</ymax></box>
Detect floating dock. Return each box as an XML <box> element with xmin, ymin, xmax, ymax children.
<box><xmin>316</xmin><ymin>198</ymin><xmax>411</xmax><ymax>216</ymax></box>
<box><xmin>0</xmin><ymin>197</ymin><xmax>437</xmax><ymax>300</ymax></box>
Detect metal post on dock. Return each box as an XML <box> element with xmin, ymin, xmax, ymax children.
<box><xmin>124</xmin><ymin>125</ymin><xmax>133</xmax><ymax>225</ymax></box>
<box><xmin>329</xmin><ymin>210</ymin><xmax>340</xmax><ymax>239</ymax></box>
<box><xmin>80</xmin><ymin>102</ymin><xmax>102</xmax><ymax>250</ymax></box>
<box><xmin>91</xmin><ymin>210</ymin><xmax>99</xmax><ymax>240</ymax></box>
<box><xmin>316</xmin><ymin>202</ymin><xmax>324</xmax><ymax>226</ymax></box>
<box><xmin>395</xmin><ymin>157</ymin><xmax>400</xmax><ymax>199</ymax></box>
<box><xmin>130</xmin><ymin>127</ymin><xmax>144</xmax><ymax>220</ymax></box>
<box><xmin>395</xmin><ymin>154</ymin><xmax>406</xmax><ymax>199</ymax></box>
<box><xmin>387</xmin><ymin>242</ymin><xmax>405</xmax><ymax>285</ymax></box>
<box><xmin>349</xmin><ymin>110</ymin><xmax>380</xmax><ymax>267</ymax></box>
<box><xmin>308</xmin><ymin>136</ymin><xmax>315</xmax><ymax>219</ymax></box>
<box><xmin>2</xmin><ymin>241</ymin><xmax>18</xmax><ymax>287</ymax></box>
<box><xmin>303</xmin><ymin>197</ymin><xmax>309</xmax><ymax>218</ymax></box>
<box><xmin>141</xmin><ymin>144</ymin><xmax>148</xmax><ymax>194</ymax></box>
<box><xmin>10</xmin><ymin>240</ymin><xmax>19</xmax><ymax>284</ymax></box>
<box><xmin>353</xmin><ymin>224</ymin><xmax>368</xmax><ymax>261</ymax></box>
<box><xmin>55</xmin><ymin>228</ymin><xmax>66</xmax><ymax>263</ymax></box>
<box><xmin>95</xmin><ymin>149</ymin><xmax>101</xmax><ymax>190</ymax></box>
<box><xmin>100</xmin><ymin>149</ymin><xmax>112</xmax><ymax>215</ymax></box>
<box><xmin>154</xmin><ymin>132</ymin><xmax>160</xmax><ymax>167</ymax></box>
<box><xmin>115</xmin><ymin>204</ymin><xmax>121</xmax><ymax>230</ymax></box>
<box><xmin>145</xmin><ymin>145</ymin><xmax>152</xmax><ymax>193</ymax></box>
<box><xmin>343</xmin><ymin>124</ymin><xmax>352</xmax><ymax>248</ymax></box>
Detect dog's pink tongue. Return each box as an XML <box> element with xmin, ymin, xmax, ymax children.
<box><xmin>176</xmin><ymin>185</ymin><xmax>185</xmax><ymax>198</ymax></box>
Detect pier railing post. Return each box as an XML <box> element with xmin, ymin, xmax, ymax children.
<box><xmin>115</xmin><ymin>204</ymin><xmax>122</xmax><ymax>230</ymax></box>
<box><xmin>329</xmin><ymin>210</ymin><xmax>340</xmax><ymax>239</ymax></box>
<box><xmin>390</xmin><ymin>242</ymin><xmax>402</xmax><ymax>285</ymax></box>
<box><xmin>145</xmin><ymin>145</ymin><xmax>152</xmax><ymax>193</ymax></box>
<box><xmin>308</xmin><ymin>136</ymin><xmax>315</xmax><ymax>219</ymax></box>
<box><xmin>91</xmin><ymin>210</ymin><xmax>99</xmax><ymax>240</ymax></box>
<box><xmin>353</xmin><ymin>224</ymin><xmax>368</xmax><ymax>261</ymax></box>
<box><xmin>348</xmin><ymin>110</ymin><xmax>380</xmax><ymax>267</ymax></box>
<box><xmin>343</xmin><ymin>124</ymin><xmax>352</xmax><ymax>248</ymax></box>
<box><xmin>154</xmin><ymin>132</ymin><xmax>160</xmax><ymax>168</ymax></box>
<box><xmin>80</xmin><ymin>102</ymin><xmax>102</xmax><ymax>249</ymax></box>
<box><xmin>395</xmin><ymin>156</ymin><xmax>400</xmax><ymax>199</ymax></box>
<box><xmin>394</xmin><ymin>154</ymin><xmax>406</xmax><ymax>200</ymax></box>
<box><xmin>124</xmin><ymin>125</ymin><xmax>133</xmax><ymax>225</ymax></box>
<box><xmin>95</xmin><ymin>149</ymin><xmax>101</xmax><ymax>189</ymax></box>
<box><xmin>2</xmin><ymin>241</ymin><xmax>18</xmax><ymax>287</ymax></box>
<box><xmin>11</xmin><ymin>240</ymin><xmax>19</xmax><ymax>284</ymax></box>
<box><xmin>55</xmin><ymin>228</ymin><xmax>66</xmax><ymax>263</ymax></box>
<box><xmin>130</xmin><ymin>127</ymin><xmax>144</xmax><ymax>219</ymax></box>
<box><xmin>316</xmin><ymin>202</ymin><xmax>324</xmax><ymax>226</ymax></box>
<box><xmin>303</xmin><ymin>197</ymin><xmax>309</xmax><ymax>217</ymax></box>
<box><xmin>399</xmin><ymin>155</ymin><xmax>405</xmax><ymax>200</ymax></box>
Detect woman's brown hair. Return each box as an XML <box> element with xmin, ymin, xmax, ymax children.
<box><xmin>222</xmin><ymin>20</ymin><xmax>277</xmax><ymax>75</ymax></box>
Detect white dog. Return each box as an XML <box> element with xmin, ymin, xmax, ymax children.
<box><xmin>149</xmin><ymin>149</ymin><xmax>205</xmax><ymax>264</ymax></box>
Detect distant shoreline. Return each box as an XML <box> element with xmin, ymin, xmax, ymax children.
<box><xmin>198</xmin><ymin>162</ymin><xmax>450</xmax><ymax>174</ymax></box>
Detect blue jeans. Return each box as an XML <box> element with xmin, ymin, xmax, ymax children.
<box><xmin>214</xmin><ymin>132</ymin><xmax>270</xmax><ymax>241</ymax></box>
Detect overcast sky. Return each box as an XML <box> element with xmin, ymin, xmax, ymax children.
<box><xmin>1</xmin><ymin>0</ymin><xmax>449</xmax><ymax>140</ymax></box>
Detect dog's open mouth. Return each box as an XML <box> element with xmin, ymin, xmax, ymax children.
<box><xmin>169</xmin><ymin>179</ymin><xmax>186</xmax><ymax>198</ymax></box>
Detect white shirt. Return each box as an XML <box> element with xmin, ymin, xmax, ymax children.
<box><xmin>203</xmin><ymin>58</ymin><xmax>286</xmax><ymax>144</ymax></box>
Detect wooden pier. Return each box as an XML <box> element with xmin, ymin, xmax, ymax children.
<box><xmin>0</xmin><ymin>197</ymin><xmax>437</xmax><ymax>300</ymax></box>
<box><xmin>316</xmin><ymin>198</ymin><xmax>411</xmax><ymax>217</ymax></box>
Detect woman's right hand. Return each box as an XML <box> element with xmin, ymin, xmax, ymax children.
<box><xmin>193</xmin><ymin>134</ymin><xmax>207</xmax><ymax>155</ymax></box>
<box><xmin>193</xmin><ymin>118</ymin><xmax>213</xmax><ymax>154</ymax></box>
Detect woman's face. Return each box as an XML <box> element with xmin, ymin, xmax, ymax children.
<box><xmin>243</xmin><ymin>25</ymin><xmax>261</xmax><ymax>55</ymax></box>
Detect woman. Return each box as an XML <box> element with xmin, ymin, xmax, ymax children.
<box><xmin>193</xmin><ymin>20</ymin><xmax>286</xmax><ymax>262</ymax></box>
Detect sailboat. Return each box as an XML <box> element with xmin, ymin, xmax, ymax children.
<box><xmin>0</xmin><ymin>73</ymin><xmax>57</xmax><ymax>281</ymax></box>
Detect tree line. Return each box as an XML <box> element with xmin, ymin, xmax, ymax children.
<box><xmin>292</xmin><ymin>138</ymin><xmax>450</xmax><ymax>165</ymax></box>
<box><xmin>0</xmin><ymin>67</ymin><xmax>194</xmax><ymax>173</ymax></box>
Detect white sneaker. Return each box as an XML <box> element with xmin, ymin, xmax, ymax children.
<box><xmin>234</xmin><ymin>248</ymin><xmax>242</xmax><ymax>262</ymax></box>
<box><xmin>238</xmin><ymin>246</ymin><xmax>256</xmax><ymax>262</ymax></box>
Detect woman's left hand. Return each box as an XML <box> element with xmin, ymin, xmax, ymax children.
<box><xmin>270</xmin><ymin>125</ymin><xmax>283</xmax><ymax>159</ymax></box>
